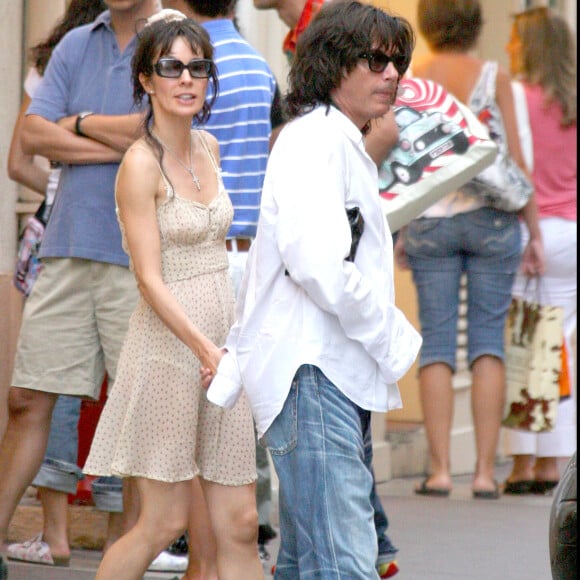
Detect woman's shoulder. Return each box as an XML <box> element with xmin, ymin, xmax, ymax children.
<box><xmin>411</xmin><ymin>53</ymin><xmax>485</xmax><ymax>103</ymax></box>
<box><xmin>124</xmin><ymin>137</ymin><xmax>158</xmax><ymax>164</ymax></box>
<box><xmin>195</xmin><ymin>129</ymin><xmax>220</xmax><ymax>161</ymax></box>
<box><xmin>119</xmin><ymin>138</ymin><xmax>161</xmax><ymax>184</ymax></box>
<box><xmin>195</xmin><ymin>129</ymin><xmax>218</xmax><ymax>149</ymax></box>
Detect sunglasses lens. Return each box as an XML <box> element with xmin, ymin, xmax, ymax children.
<box><xmin>392</xmin><ymin>55</ymin><xmax>408</xmax><ymax>74</ymax></box>
<box><xmin>156</xmin><ymin>59</ymin><xmax>183</xmax><ymax>78</ymax></box>
<box><xmin>188</xmin><ymin>60</ymin><xmax>212</xmax><ymax>78</ymax></box>
<box><xmin>370</xmin><ymin>53</ymin><xmax>390</xmax><ymax>73</ymax></box>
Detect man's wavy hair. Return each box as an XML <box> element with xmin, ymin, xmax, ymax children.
<box><xmin>285</xmin><ymin>0</ymin><xmax>414</xmax><ymax>123</ymax></box>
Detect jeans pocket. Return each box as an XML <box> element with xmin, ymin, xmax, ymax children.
<box><xmin>465</xmin><ymin>207</ymin><xmax>517</xmax><ymax>231</ymax></box>
<box><xmin>260</xmin><ymin>381</ymin><xmax>298</xmax><ymax>456</ymax></box>
<box><xmin>407</xmin><ymin>217</ymin><xmax>442</xmax><ymax>237</ymax></box>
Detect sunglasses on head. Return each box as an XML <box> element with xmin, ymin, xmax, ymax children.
<box><xmin>359</xmin><ymin>51</ymin><xmax>407</xmax><ymax>75</ymax></box>
<box><xmin>154</xmin><ymin>58</ymin><xmax>214</xmax><ymax>79</ymax></box>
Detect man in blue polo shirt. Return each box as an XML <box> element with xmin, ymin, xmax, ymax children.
<box><xmin>0</xmin><ymin>1</ymin><xmax>159</xmax><ymax>573</ymax></box>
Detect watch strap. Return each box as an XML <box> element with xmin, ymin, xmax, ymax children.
<box><xmin>75</xmin><ymin>111</ymin><xmax>94</xmax><ymax>137</ymax></box>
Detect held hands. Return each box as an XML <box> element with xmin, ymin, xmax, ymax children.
<box><xmin>199</xmin><ymin>347</ymin><xmax>227</xmax><ymax>390</ymax></box>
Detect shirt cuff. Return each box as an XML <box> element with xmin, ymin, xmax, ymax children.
<box><xmin>206</xmin><ymin>352</ymin><xmax>243</xmax><ymax>409</ymax></box>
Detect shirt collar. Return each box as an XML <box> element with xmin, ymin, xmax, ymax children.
<box><xmin>320</xmin><ymin>104</ymin><xmax>367</xmax><ymax>153</ymax></box>
<box><xmin>89</xmin><ymin>10</ymin><xmax>113</xmax><ymax>32</ymax></box>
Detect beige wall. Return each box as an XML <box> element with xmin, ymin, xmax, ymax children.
<box><xmin>0</xmin><ymin>1</ymin><xmax>24</xmax><ymax>274</ymax></box>
<box><xmin>0</xmin><ymin>1</ymin><xmax>66</xmax><ymax>432</ymax></box>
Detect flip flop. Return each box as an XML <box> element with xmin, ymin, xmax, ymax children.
<box><xmin>503</xmin><ymin>480</ymin><xmax>534</xmax><ymax>495</ymax></box>
<box><xmin>414</xmin><ymin>479</ymin><xmax>451</xmax><ymax>497</ymax></box>
<box><xmin>531</xmin><ymin>480</ymin><xmax>559</xmax><ymax>494</ymax></box>
<box><xmin>473</xmin><ymin>480</ymin><xmax>500</xmax><ymax>500</ymax></box>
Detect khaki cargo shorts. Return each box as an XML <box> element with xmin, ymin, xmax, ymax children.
<box><xmin>12</xmin><ymin>258</ymin><xmax>138</xmax><ymax>399</ymax></box>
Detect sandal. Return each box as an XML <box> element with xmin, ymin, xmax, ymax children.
<box><xmin>473</xmin><ymin>480</ymin><xmax>500</xmax><ymax>500</ymax></box>
<box><xmin>378</xmin><ymin>560</ymin><xmax>400</xmax><ymax>578</ymax></box>
<box><xmin>531</xmin><ymin>480</ymin><xmax>559</xmax><ymax>494</ymax></box>
<box><xmin>414</xmin><ymin>479</ymin><xmax>451</xmax><ymax>497</ymax></box>
<box><xmin>503</xmin><ymin>480</ymin><xmax>534</xmax><ymax>495</ymax></box>
<box><xmin>6</xmin><ymin>534</ymin><xmax>70</xmax><ymax>567</ymax></box>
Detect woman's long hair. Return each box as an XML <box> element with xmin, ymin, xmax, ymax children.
<box><xmin>513</xmin><ymin>7</ymin><xmax>576</xmax><ymax>126</ymax></box>
<box><xmin>31</xmin><ymin>0</ymin><xmax>106</xmax><ymax>75</ymax></box>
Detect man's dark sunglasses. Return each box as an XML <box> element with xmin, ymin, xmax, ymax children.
<box><xmin>359</xmin><ymin>51</ymin><xmax>407</xmax><ymax>75</ymax></box>
<box><xmin>154</xmin><ymin>58</ymin><xmax>214</xmax><ymax>79</ymax></box>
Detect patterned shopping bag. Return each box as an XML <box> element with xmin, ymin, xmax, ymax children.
<box><xmin>379</xmin><ymin>77</ymin><xmax>498</xmax><ymax>233</ymax></box>
<box><xmin>502</xmin><ymin>292</ymin><xmax>564</xmax><ymax>433</ymax></box>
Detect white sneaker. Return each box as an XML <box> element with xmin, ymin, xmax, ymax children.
<box><xmin>147</xmin><ymin>550</ymin><xmax>188</xmax><ymax>572</ymax></box>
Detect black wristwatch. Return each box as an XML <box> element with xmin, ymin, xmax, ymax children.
<box><xmin>75</xmin><ymin>111</ymin><xmax>94</xmax><ymax>137</ymax></box>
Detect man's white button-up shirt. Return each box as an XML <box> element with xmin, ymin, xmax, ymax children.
<box><xmin>208</xmin><ymin>105</ymin><xmax>422</xmax><ymax>438</ymax></box>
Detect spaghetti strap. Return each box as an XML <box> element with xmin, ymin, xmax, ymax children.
<box><xmin>196</xmin><ymin>130</ymin><xmax>221</xmax><ymax>175</ymax></box>
<box><xmin>154</xmin><ymin>159</ymin><xmax>175</xmax><ymax>200</ymax></box>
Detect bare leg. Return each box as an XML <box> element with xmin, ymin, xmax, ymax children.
<box><xmin>121</xmin><ymin>478</ymin><xmax>140</xmax><ymax>533</ymax></box>
<box><xmin>37</xmin><ymin>487</ymin><xmax>71</xmax><ymax>560</ymax></box>
<box><xmin>418</xmin><ymin>363</ymin><xmax>454</xmax><ymax>491</ymax></box>
<box><xmin>0</xmin><ymin>388</ymin><xmax>56</xmax><ymax>544</ymax></box>
<box><xmin>506</xmin><ymin>455</ymin><xmax>535</xmax><ymax>482</ymax></box>
<box><xmin>103</xmin><ymin>512</ymin><xmax>125</xmax><ymax>554</ymax></box>
<box><xmin>471</xmin><ymin>355</ymin><xmax>504</xmax><ymax>492</ymax></box>
<box><xmin>95</xmin><ymin>478</ymin><xmax>190</xmax><ymax>580</ymax></box>
<box><xmin>183</xmin><ymin>478</ymin><xmax>218</xmax><ymax>580</ymax></box>
<box><xmin>533</xmin><ymin>457</ymin><xmax>562</xmax><ymax>482</ymax></box>
<box><xmin>201</xmin><ymin>480</ymin><xmax>263</xmax><ymax>580</ymax></box>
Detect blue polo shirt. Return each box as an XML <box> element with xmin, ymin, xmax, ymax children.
<box><xmin>27</xmin><ymin>11</ymin><xmax>141</xmax><ymax>267</ymax></box>
<box><xmin>201</xmin><ymin>19</ymin><xmax>276</xmax><ymax>239</ymax></box>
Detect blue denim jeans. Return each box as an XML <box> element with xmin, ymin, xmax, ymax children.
<box><xmin>91</xmin><ymin>476</ymin><xmax>123</xmax><ymax>513</ymax></box>
<box><xmin>405</xmin><ymin>208</ymin><xmax>521</xmax><ymax>370</ymax></box>
<box><xmin>32</xmin><ymin>395</ymin><xmax>123</xmax><ymax>512</ymax></box>
<box><xmin>32</xmin><ymin>396</ymin><xmax>83</xmax><ymax>494</ymax></box>
<box><xmin>362</xmin><ymin>412</ymin><xmax>398</xmax><ymax>565</ymax></box>
<box><xmin>262</xmin><ymin>365</ymin><xmax>379</xmax><ymax>579</ymax></box>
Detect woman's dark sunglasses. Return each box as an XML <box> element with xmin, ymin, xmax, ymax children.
<box><xmin>359</xmin><ymin>51</ymin><xmax>407</xmax><ymax>75</ymax></box>
<box><xmin>154</xmin><ymin>58</ymin><xmax>214</xmax><ymax>79</ymax></box>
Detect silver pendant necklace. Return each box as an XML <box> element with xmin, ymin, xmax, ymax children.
<box><xmin>153</xmin><ymin>131</ymin><xmax>201</xmax><ymax>191</ymax></box>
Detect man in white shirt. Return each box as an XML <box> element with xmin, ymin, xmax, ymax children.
<box><xmin>207</xmin><ymin>2</ymin><xmax>421</xmax><ymax>578</ymax></box>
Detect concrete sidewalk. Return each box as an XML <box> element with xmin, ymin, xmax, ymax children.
<box><xmin>3</xmin><ymin>462</ymin><xmax>554</xmax><ymax>579</ymax></box>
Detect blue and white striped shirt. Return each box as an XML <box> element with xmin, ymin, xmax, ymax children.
<box><xmin>201</xmin><ymin>19</ymin><xmax>276</xmax><ymax>239</ymax></box>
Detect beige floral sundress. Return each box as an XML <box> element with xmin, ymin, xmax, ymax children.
<box><xmin>84</xmin><ymin>131</ymin><xmax>256</xmax><ymax>485</ymax></box>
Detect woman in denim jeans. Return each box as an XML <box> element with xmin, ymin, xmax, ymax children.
<box><xmin>395</xmin><ymin>0</ymin><xmax>545</xmax><ymax>499</ymax></box>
